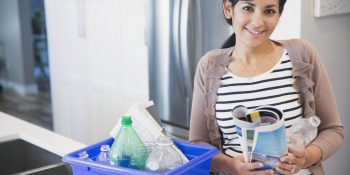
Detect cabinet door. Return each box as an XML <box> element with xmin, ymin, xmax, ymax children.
<box><xmin>45</xmin><ymin>0</ymin><xmax>148</xmax><ymax>144</ymax></box>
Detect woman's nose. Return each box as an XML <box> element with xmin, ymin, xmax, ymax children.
<box><xmin>250</xmin><ymin>13</ymin><xmax>264</xmax><ymax>28</ymax></box>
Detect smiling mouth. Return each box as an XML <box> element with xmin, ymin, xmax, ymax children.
<box><xmin>245</xmin><ymin>28</ymin><xmax>265</xmax><ymax>35</ymax></box>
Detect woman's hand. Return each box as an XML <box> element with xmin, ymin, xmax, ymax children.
<box><xmin>229</xmin><ymin>155</ymin><xmax>274</xmax><ymax>175</ymax></box>
<box><xmin>276</xmin><ymin>146</ymin><xmax>306</xmax><ymax>175</ymax></box>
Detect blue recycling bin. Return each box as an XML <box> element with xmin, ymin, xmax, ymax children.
<box><xmin>63</xmin><ymin>138</ymin><xmax>219</xmax><ymax>175</ymax></box>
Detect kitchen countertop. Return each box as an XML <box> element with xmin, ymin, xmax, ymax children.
<box><xmin>0</xmin><ymin>111</ymin><xmax>86</xmax><ymax>157</ymax></box>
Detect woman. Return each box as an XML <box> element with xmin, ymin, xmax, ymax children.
<box><xmin>189</xmin><ymin>0</ymin><xmax>344</xmax><ymax>174</ymax></box>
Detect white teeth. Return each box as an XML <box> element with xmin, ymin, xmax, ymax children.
<box><xmin>247</xmin><ymin>29</ymin><xmax>263</xmax><ymax>34</ymax></box>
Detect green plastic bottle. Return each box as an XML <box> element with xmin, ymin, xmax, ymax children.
<box><xmin>109</xmin><ymin>116</ymin><xmax>149</xmax><ymax>170</ymax></box>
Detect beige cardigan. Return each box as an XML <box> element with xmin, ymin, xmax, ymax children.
<box><xmin>189</xmin><ymin>39</ymin><xmax>344</xmax><ymax>175</ymax></box>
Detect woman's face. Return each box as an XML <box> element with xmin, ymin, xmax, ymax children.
<box><xmin>224</xmin><ymin>0</ymin><xmax>281</xmax><ymax>47</ymax></box>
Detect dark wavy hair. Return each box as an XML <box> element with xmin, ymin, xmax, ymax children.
<box><xmin>221</xmin><ymin>0</ymin><xmax>287</xmax><ymax>48</ymax></box>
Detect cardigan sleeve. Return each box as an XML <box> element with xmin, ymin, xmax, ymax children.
<box><xmin>189</xmin><ymin>56</ymin><xmax>211</xmax><ymax>144</ymax></box>
<box><xmin>305</xmin><ymin>41</ymin><xmax>344</xmax><ymax>161</ymax></box>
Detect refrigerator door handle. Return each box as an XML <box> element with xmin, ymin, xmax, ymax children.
<box><xmin>173</xmin><ymin>0</ymin><xmax>191</xmax><ymax>123</ymax></box>
<box><xmin>173</xmin><ymin>0</ymin><xmax>187</xmax><ymax>103</ymax></box>
<box><xmin>173</xmin><ymin>0</ymin><xmax>181</xmax><ymax>67</ymax></box>
<box><xmin>179</xmin><ymin>0</ymin><xmax>193</xmax><ymax>122</ymax></box>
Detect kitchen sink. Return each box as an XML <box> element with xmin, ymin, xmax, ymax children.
<box><xmin>0</xmin><ymin>139</ymin><xmax>72</xmax><ymax>175</ymax></box>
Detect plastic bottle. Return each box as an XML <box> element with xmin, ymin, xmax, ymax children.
<box><xmin>78</xmin><ymin>151</ymin><xmax>93</xmax><ymax>161</ymax></box>
<box><xmin>287</xmin><ymin>116</ymin><xmax>321</xmax><ymax>146</ymax></box>
<box><xmin>109</xmin><ymin>116</ymin><xmax>149</xmax><ymax>170</ymax></box>
<box><xmin>96</xmin><ymin>144</ymin><xmax>110</xmax><ymax>163</ymax></box>
<box><xmin>145</xmin><ymin>135</ymin><xmax>183</xmax><ymax>173</ymax></box>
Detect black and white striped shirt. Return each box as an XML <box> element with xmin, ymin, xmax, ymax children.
<box><xmin>215</xmin><ymin>50</ymin><xmax>302</xmax><ymax>157</ymax></box>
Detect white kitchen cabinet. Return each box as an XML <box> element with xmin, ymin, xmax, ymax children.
<box><xmin>45</xmin><ymin>0</ymin><xmax>148</xmax><ymax>144</ymax></box>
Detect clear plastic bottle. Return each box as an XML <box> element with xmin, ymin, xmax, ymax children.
<box><xmin>78</xmin><ymin>151</ymin><xmax>93</xmax><ymax>161</ymax></box>
<box><xmin>109</xmin><ymin>116</ymin><xmax>149</xmax><ymax>170</ymax></box>
<box><xmin>287</xmin><ymin>116</ymin><xmax>321</xmax><ymax>146</ymax></box>
<box><xmin>96</xmin><ymin>144</ymin><xmax>110</xmax><ymax>163</ymax></box>
<box><xmin>145</xmin><ymin>135</ymin><xmax>183</xmax><ymax>173</ymax></box>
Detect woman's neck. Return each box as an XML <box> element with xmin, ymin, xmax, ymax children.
<box><xmin>234</xmin><ymin>40</ymin><xmax>276</xmax><ymax>64</ymax></box>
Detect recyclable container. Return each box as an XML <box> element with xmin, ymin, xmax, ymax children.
<box><xmin>63</xmin><ymin>138</ymin><xmax>219</xmax><ymax>175</ymax></box>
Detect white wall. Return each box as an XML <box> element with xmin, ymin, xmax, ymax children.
<box><xmin>271</xmin><ymin>0</ymin><xmax>301</xmax><ymax>40</ymax></box>
<box><xmin>300</xmin><ymin>1</ymin><xmax>350</xmax><ymax>175</ymax></box>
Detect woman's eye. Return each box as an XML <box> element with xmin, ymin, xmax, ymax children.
<box><xmin>242</xmin><ymin>6</ymin><xmax>254</xmax><ymax>12</ymax></box>
<box><xmin>265</xmin><ymin>9</ymin><xmax>276</xmax><ymax>15</ymax></box>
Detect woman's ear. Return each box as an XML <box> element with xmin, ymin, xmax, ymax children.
<box><xmin>223</xmin><ymin>0</ymin><xmax>233</xmax><ymax>19</ymax></box>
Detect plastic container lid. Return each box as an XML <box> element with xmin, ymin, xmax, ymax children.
<box><xmin>232</xmin><ymin>105</ymin><xmax>248</xmax><ymax>120</ymax></box>
<box><xmin>78</xmin><ymin>151</ymin><xmax>89</xmax><ymax>159</ymax></box>
<box><xmin>121</xmin><ymin>116</ymin><xmax>132</xmax><ymax>125</ymax></box>
<box><xmin>309</xmin><ymin>116</ymin><xmax>321</xmax><ymax>127</ymax></box>
<box><xmin>100</xmin><ymin>145</ymin><xmax>110</xmax><ymax>152</ymax></box>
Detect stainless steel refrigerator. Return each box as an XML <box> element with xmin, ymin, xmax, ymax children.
<box><xmin>146</xmin><ymin>0</ymin><xmax>232</xmax><ymax>139</ymax></box>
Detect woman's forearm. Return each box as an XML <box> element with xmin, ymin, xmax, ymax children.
<box><xmin>303</xmin><ymin>144</ymin><xmax>322</xmax><ymax>168</ymax></box>
<box><xmin>211</xmin><ymin>153</ymin><xmax>234</xmax><ymax>173</ymax></box>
